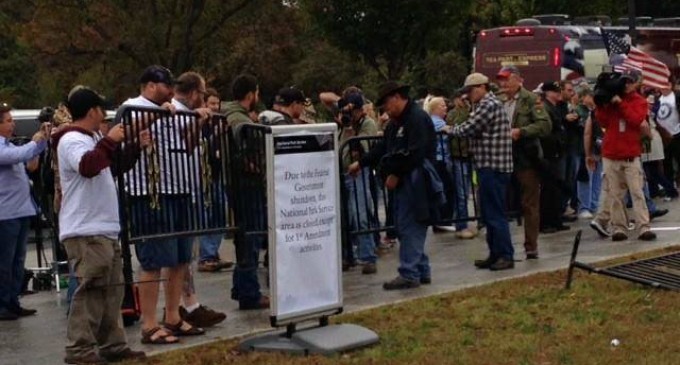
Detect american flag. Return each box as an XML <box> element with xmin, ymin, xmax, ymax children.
<box><xmin>603</xmin><ymin>31</ymin><xmax>671</xmax><ymax>89</ymax></box>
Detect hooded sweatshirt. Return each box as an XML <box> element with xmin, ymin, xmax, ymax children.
<box><xmin>53</xmin><ymin>126</ymin><xmax>121</xmax><ymax>241</ymax></box>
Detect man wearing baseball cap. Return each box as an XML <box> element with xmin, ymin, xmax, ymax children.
<box><xmin>448</xmin><ymin>73</ymin><xmax>515</xmax><ymax>271</ymax></box>
<box><xmin>496</xmin><ymin>65</ymin><xmax>550</xmax><ymax>260</ymax></box>
<box><xmin>55</xmin><ymin>87</ymin><xmax>147</xmax><ymax>363</ymax></box>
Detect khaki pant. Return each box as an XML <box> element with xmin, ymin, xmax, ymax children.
<box><xmin>601</xmin><ymin>158</ymin><xmax>650</xmax><ymax>234</ymax></box>
<box><xmin>63</xmin><ymin>236</ymin><xmax>127</xmax><ymax>358</ymax></box>
<box><xmin>515</xmin><ymin>169</ymin><xmax>540</xmax><ymax>254</ymax></box>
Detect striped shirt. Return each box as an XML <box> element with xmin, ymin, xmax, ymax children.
<box><xmin>450</xmin><ymin>92</ymin><xmax>513</xmax><ymax>173</ymax></box>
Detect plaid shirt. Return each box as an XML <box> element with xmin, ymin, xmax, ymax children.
<box><xmin>450</xmin><ymin>92</ymin><xmax>513</xmax><ymax>173</ymax></box>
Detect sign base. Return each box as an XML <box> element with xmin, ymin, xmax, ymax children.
<box><xmin>239</xmin><ymin>324</ymin><xmax>379</xmax><ymax>355</ymax></box>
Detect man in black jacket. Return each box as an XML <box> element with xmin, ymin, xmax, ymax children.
<box><xmin>540</xmin><ymin>81</ymin><xmax>570</xmax><ymax>233</ymax></box>
<box><xmin>348</xmin><ymin>81</ymin><xmax>437</xmax><ymax>290</ymax></box>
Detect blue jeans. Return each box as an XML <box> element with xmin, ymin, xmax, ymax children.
<box><xmin>0</xmin><ymin>217</ymin><xmax>30</xmax><ymax>313</ymax></box>
<box><xmin>231</xmin><ymin>189</ymin><xmax>265</xmax><ymax>306</ymax></box>
<box><xmin>394</xmin><ymin>177</ymin><xmax>430</xmax><ymax>281</ymax></box>
<box><xmin>199</xmin><ymin>181</ymin><xmax>228</xmax><ymax>262</ymax></box>
<box><xmin>344</xmin><ymin>170</ymin><xmax>377</xmax><ymax>264</ymax></box>
<box><xmin>577</xmin><ymin>159</ymin><xmax>602</xmax><ymax>213</ymax></box>
<box><xmin>478</xmin><ymin>169</ymin><xmax>514</xmax><ymax>260</ymax></box>
<box><xmin>452</xmin><ymin>160</ymin><xmax>470</xmax><ymax>230</ymax></box>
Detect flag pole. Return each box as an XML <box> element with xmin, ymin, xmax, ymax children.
<box><xmin>628</xmin><ymin>0</ymin><xmax>637</xmax><ymax>46</ymax></box>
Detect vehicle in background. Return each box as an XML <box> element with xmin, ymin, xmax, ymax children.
<box><xmin>10</xmin><ymin>109</ymin><xmax>116</xmax><ymax>141</ymax></box>
<box><xmin>473</xmin><ymin>14</ymin><xmax>680</xmax><ymax>90</ymax></box>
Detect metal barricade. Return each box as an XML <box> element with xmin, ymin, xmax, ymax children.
<box><xmin>339</xmin><ymin>131</ymin><xmax>520</xmax><ymax>256</ymax></box>
<box><xmin>114</xmin><ymin>106</ymin><xmax>235</xmax><ymax>287</ymax></box>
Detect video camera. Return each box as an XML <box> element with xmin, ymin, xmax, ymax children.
<box><xmin>593</xmin><ymin>72</ymin><xmax>627</xmax><ymax>107</ymax></box>
<box><xmin>337</xmin><ymin>93</ymin><xmax>364</xmax><ymax>127</ymax></box>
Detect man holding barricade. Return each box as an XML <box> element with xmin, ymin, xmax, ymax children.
<box><xmin>55</xmin><ymin>87</ymin><xmax>147</xmax><ymax>364</ymax></box>
<box><xmin>348</xmin><ymin>81</ymin><xmax>439</xmax><ymax>290</ymax></box>
<box><xmin>495</xmin><ymin>65</ymin><xmax>551</xmax><ymax>260</ymax></box>
<box><xmin>124</xmin><ymin>69</ymin><xmax>214</xmax><ymax>344</ymax></box>
<box><xmin>224</xmin><ymin>74</ymin><xmax>270</xmax><ymax>310</ymax></box>
<box><xmin>448</xmin><ymin>73</ymin><xmax>515</xmax><ymax>271</ymax></box>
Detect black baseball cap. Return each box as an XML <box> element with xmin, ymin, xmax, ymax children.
<box><xmin>338</xmin><ymin>92</ymin><xmax>364</xmax><ymax>110</ymax></box>
<box><xmin>66</xmin><ymin>88</ymin><xmax>106</xmax><ymax>120</ymax></box>
<box><xmin>541</xmin><ymin>81</ymin><xmax>561</xmax><ymax>93</ymax></box>
<box><xmin>275</xmin><ymin>87</ymin><xmax>309</xmax><ymax>106</ymax></box>
<box><xmin>139</xmin><ymin>65</ymin><xmax>175</xmax><ymax>86</ymax></box>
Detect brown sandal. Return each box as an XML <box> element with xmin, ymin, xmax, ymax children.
<box><xmin>141</xmin><ymin>326</ymin><xmax>180</xmax><ymax>345</ymax></box>
<box><xmin>164</xmin><ymin>320</ymin><xmax>205</xmax><ymax>337</ymax></box>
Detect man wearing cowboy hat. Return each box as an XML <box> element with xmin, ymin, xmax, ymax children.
<box><xmin>348</xmin><ymin>81</ymin><xmax>438</xmax><ymax>290</ymax></box>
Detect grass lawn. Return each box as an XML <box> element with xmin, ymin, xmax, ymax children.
<box><xmin>128</xmin><ymin>247</ymin><xmax>680</xmax><ymax>365</ymax></box>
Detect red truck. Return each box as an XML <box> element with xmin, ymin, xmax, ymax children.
<box><xmin>474</xmin><ymin>20</ymin><xmax>680</xmax><ymax>89</ymax></box>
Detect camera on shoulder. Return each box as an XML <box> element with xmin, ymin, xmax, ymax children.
<box><xmin>594</xmin><ymin>72</ymin><xmax>627</xmax><ymax>107</ymax></box>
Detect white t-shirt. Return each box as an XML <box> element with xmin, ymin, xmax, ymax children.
<box><xmin>58</xmin><ymin>131</ymin><xmax>120</xmax><ymax>241</ymax></box>
<box><xmin>657</xmin><ymin>93</ymin><xmax>680</xmax><ymax>136</ymax></box>
<box><xmin>122</xmin><ymin>95</ymin><xmax>160</xmax><ymax>196</ymax></box>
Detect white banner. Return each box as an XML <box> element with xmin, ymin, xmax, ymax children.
<box><xmin>268</xmin><ymin>127</ymin><xmax>342</xmax><ymax>322</ymax></box>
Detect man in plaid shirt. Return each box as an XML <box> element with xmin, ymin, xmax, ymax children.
<box><xmin>448</xmin><ymin>73</ymin><xmax>515</xmax><ymax>271</ymax></box>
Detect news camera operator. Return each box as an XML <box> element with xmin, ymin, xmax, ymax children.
<box><xmin>593</xmin><ymin>71</ymin><xmax>656</xmax><ymax>242</ymax></box>
<box><xmin>337</xmin><ymin>92</ymin><xmax>379</xmax><ymax>275</ymax></box>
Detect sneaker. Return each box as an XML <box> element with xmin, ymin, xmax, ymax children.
<box><xmin>420</xmin><ymin>276</ymin><xmax>432</xmax><ymax>285</ymax></box>
<box><xmin>489</xmin><ymin>257</ymin><xmax>515</xmax><ymax>271</ymax></box>
<box><xmin>526</xmin><ymin>253</ymin><xmax>539</xmax><ymax>260</ymax></box>
<box><xmin>455</xmin><ymin>229</ymin><xmax>477</xmax><ymax>239</ymax></box>
<box><xmin>578</xmin><ymin>211</ymin><xmax>594</xmax><ymax>219</ymax></box>
<box><xmin>198</xmin><ymin>260</ymin><xmax>221</xmax><ymax>272</ymax></box>
<box><xmin>64</xmin><ymin>353</ymin><xmax>107</xmax><ymax>365</ymax></box>
<box><xmin>217</xmin><ymin>260</ymin><xmax>234</xmax><ymax>270</ymax></box>
<box><xmin>361</xmin><ymin>263</ymin><xmax>377</xmax><ymax>275</ymax></box>
<box><xmin>590</xmin><ymin>220</ymin><xmax>611</xmax><ymax>238</ymax></box>
<box><xmin>184</xmin><ymin>305</ymin><xmax>226</xmax><ymax>328</ymax></box>
<box><xmin>12</xmin><ymin>306</ymin><xmax>36</xmax><ymax>317</ymax></box>
<box><xmin>433</xmin><ymin>225</ymin><xmax>456</xmax><ymax>233</ymax></box>
<box><xmin>611</xmin><ymin>231</ymin><xmax>628</xmax><ymax>241</ymax></box>
<box><xmin>100</xmin><ymin>348</ymin><xmax>147</xmax><ymax>363</ymax></box>
<box><xmin>638</xmin><ymin>230</ymin><xmax>657</xmax><ymax>241</ymax></box>
<box><xmin>383</xmin><ymin>276</ymin><xmax>420</xmax><ymax>290</ymax></box>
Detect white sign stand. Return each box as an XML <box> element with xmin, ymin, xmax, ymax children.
<box><xmin>239</xmin><ymin>124</ymin><xmax>378</xmax><ymax>355</ymax></box>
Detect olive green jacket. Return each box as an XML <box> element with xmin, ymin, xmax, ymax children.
<box><xmin>224</xmin><ymin>101</ymin><xmax>253</xmax><ymax>130</ymax></box>
<box><xmin>498</xmin><ymin>87</ymin><xmax>551</xmax><ymax>170</ymax></box>
<box><xmin>446</xmin><ymin>105</ymin><xmax>470</xmax><ymax>158</ymax></box>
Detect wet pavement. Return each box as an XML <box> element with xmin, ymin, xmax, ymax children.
<box><xmin>3</xmin><ymin>200</ymin><xmax>680</xmax><ymax>364</ymax></box>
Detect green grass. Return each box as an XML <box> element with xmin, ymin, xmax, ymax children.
<box><xmin>128</xmin><ymin>247</ymin><xmax>680</xmax><ymax>365</ymax></box>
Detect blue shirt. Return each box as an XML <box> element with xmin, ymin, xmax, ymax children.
<box><xmin>0</xmin><ymin>136</ymin><xmax>47</xmax><ymax>220</ymax></box>
<box><xmin>431</xmin><ymin>115</ymin><xmax>451</xmax><ymax>162</ymax></box>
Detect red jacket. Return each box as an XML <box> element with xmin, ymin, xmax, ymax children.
<box><xmin>595</xmin><ymin>92</ymin><xmax>647</xmax><ymax>160</ymax></box>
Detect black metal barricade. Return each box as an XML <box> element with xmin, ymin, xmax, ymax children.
<box><xmin>114</xmin><ymin>105</ymin><xmax>235</xmax><ymax>323</ymax></box>
<box><xmin>339</xmin><ymin>131</ymin><xmax>520</xmax><ymax>259</ymax></box>
<box><xmin>227</xmin><ymin>123</ymin><xmax>271</xmax><ymax>269</ymax></box>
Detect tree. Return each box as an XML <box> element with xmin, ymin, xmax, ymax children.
<box><xmin>300</xmin><ymin>0</ymin><xmax>470</xmax><ymax>81</ymax></box>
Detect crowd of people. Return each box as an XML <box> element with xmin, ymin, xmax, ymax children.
<box><xmin>1</xmin><ymin>61</ymin><xmax>679</xmax><ymax>364</ymax></box>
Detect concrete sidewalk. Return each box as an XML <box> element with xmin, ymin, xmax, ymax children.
<box><xmin>2</xmin><ymin>201</ymin><xmax>680</xmax><ymax>365</ymax></box>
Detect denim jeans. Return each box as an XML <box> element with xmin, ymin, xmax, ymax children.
<box><xmin>394</xmin><ymin>176</ymin><xmax>430</xmax><ymax>281</ymax></box>
<box><xmin>0</xmin><ymin>217</ymin><xmax>30</xmax><ymax>313</ymax></box>
<box><xmin>478</xmin><ymin>169</ymin><xmax>514</xmax><ymax>259</ymax></box>
<box><xmin>577</xmin><ymin>158</ymin><xmax>602</xmax><ymax>214</ymax></box>
<box><xmin>199</xmin><ymin>181</ymin><xmax>228</xmax><ymax>262</ymax></box>
<box><xmin>452</xmin><ymin>160</ymin><xmax>470</xmax><ymax>230</ymax></box>
<box><xmin>344</xmin><ymin>169</ymin><xmax>377</xmax><ymax>264</ymax></box>
<box><xmin>231</xmin><ymin>188</ymin><xmax>265</xmax><ymax>306</ymax></box>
